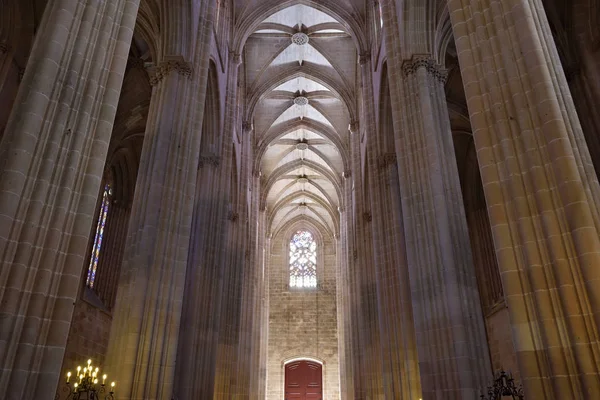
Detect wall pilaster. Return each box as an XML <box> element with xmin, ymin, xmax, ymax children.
<box><xmin>448</xmin><ymin>0</ymin><xmax>600</xmax><ymax>397</ymax></box>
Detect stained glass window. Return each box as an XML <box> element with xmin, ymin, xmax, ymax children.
<box><xmin>289</xmin><ymin>230</ymin><xmax>317</xmax><ymax>288</ymax></box>
<box><xmin>86</xmin><ymin>183</ymin><xmax>112</xmax><ymax>288</ymax></box>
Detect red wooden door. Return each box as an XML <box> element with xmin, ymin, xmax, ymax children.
<box><xmin>285</xmin><ymin>360</ymin><xmax>323</xmax><ymax>400</ymax></box>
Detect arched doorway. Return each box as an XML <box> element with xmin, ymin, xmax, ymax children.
<box><xmin>285</xmin><ymin>360</ymin><xmax>323</xmax><ymax>399</ymax></box>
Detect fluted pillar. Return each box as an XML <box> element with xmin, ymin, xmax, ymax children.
<box><xmin>0</xmin><ymin>0</ymin><xmax>139</xmax><ymax>397</ymax></box>
<box><xmin>234</xmin><ymin>127</ymin><xmax>262</xmax><ymax>399</ymax></box>
<box><xmin>448</xmin><ymin>0</ymin><xmax>600</xmax><ymax>397</ymax></box>
<box><xmin>173</xmin><ymin>51</ymin><xmax>240</xmax><ymax>399</ymax></box>
<box><xmin>104</xmin><ymin>54</ymin><xmax>199</xmax><ymax>399</ymax></box>
<box><xmin>347</xmin><ymin>121</ymin><xmax>384</xmax><ymax>399</ymax></box>
<box><xmin>337</xmin><ymin>173</ymin><xmax>354</xmax><ymax>399</ymax></box>
<box><xmin>360</xmin><ymin>54</ymin><xmax>421</xmax><ymax>399</ymax></box>
<box><xmin>396</xmin><ymin>56</ymin><xmax>491</xmax><ymax>398</ymax></box>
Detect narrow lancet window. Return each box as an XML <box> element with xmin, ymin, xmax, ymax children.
<box><xmin>289</xmin><ymin>230</ymin><xmax>317</xmax><ymax>288</ymax></box>
<box><xmin>86</xmin><ymin>183</ymin><xmax>112</xmax><ymax>288</ymax></box>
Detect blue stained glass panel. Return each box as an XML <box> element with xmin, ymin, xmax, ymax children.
<box><xmin>86</xmin><ymin>184</ymin><xmax>112</xmax><ymax>288</ymax></box>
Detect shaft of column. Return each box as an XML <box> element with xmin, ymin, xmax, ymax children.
<box><xmin>214</xmin><ymin>160</ymin><xmax>248</xmax><ymax>398</ymax></box>
<box><xmin>0</xmin><ymin>0</ymin><xmax>139</xmax><ymax>397</ymax></box>
<box><xmin>397</xmin><ymin>57</ymin><xmax>492</xmax><ymax>398</ymax></box>
<box><xmin>104</xmin><ymin>55</ymin><xmax>199</xmax><ymax>399</ymax></box>
<box><xmin>173</xmin><ymin>52</ymin><xmax>240</xmax><ymax>399</ymax></box>
<box><xmin>448</xmin><ymin>0</ymin><xmax>600</xmax><ymax>397</ymax></box>
<box><xmin>360</xmin><ymin>55</ymin><xmax>422</xmax><ymax>399</ymax></box>
<box><xmin>347</xmin><ymin>123</ymin><xmax>384</xmax><ymax>399</ymax></box>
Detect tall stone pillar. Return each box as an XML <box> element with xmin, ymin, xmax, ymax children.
<box><xmin>104</xmin><ymin>55</ymin><xmax>198</xmax><ymax>399</ymax></box>
<box><xmin>396</xmin><ymin>56</ymin><xmax>492</xmax><ymax>398</ymax></box>
<box><xmin>360</xmin><ymin>54</ymin><xmax>421</xmax><ymax>399</ymax></box>
<box><xmin>0</xmin><ymin>0</ymin><xmax>139</xmax><ymax>397</ymax></box>
<box><xmin>105</xmin><ymin>2</ymin><xmax>216</xmax><ymax>397</ymax></box>
<box><xmin>173</xmin><ymin>51</ymin><xmax>240</xmax><ymax>399</ymax></box>
<box><xmin>347</xmin><ymin>121</ymin><xmax>384</xmax><ymax>399</ymax></box>
<box><xmin>448</xmin><ymin>0</ymin><xmax>600</xmax><ymax>397</ymax></box>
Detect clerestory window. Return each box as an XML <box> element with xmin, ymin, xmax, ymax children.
<box><xmin>289</xmin><ymin>230</ymin><xmax>317</xmax><ymax>289</ymax></box>
<box><xmin>86</xmin><ymin>182</ymin><xmax>112</xmax><ymax>288</ymax></box>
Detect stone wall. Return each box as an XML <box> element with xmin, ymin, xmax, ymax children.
<box><xmin>59</xmin><ymin>290</ymin><xmax>113</xmax><ymax>377</ymax></box>
<box><xmin>266</xmin><ymin>226</ymin><xmax>340</xmax><ymax>400</ymax></box>
<box><xmin>485</xmin><ymin>306</ymin><xmax>520</xmax><ymax>382</ymax></box>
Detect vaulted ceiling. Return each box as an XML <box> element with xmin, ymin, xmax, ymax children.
<box><xmin>245</xmin><ymin>4</ymin><xmax>356</xmax><ymax>238</ymax></box>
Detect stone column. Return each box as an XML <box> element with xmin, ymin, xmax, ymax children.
<box><xmin>448</xmin><ymin>0</ymin><xmax>600</xmax><ymax>397</ymax></box>
<box><xmin>360</xmin><ymin>53</ymin><xmax>422</xmax><ymax>399</ymax></box>
<box><xmin>396</xmin><ymin>56</ymin><xmax>492</xmax><ymax>398</ymax></box>
<box><xmin>173</xmin><ymin>51</ymin><xmax>240</xmax><ymax>398</ymax></box>
<box><xmin>337</xmin><ymin>172</ymin><xmax>354</xmax><ymax>399</ymax></box>
<box><xmin>0</xmin><ymin>0</ymin><xmax>139</xmax><ymax>397</ymax></box>
<box><xmin>347</xmin><ymin>121</ymin><xmax>384</xmax><ymax>399</ymax></box>
<box><xmin>104</xmin><ymin>54</ymin><xmax>199</xmax><ymax>399</ymax></box>
<box><xmin>105</xmin><ymin>1</ymin><xmax>216</xmax><ymax>395</ymax></box>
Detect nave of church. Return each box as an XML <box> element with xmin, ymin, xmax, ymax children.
<box><xmin>1</xmin><ymin>0</ymin><xmax>600</xmax><ymax>399</ymax></box>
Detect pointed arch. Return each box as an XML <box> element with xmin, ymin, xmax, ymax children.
<box><xmin>200</xmin><ymin>60</ymin><xmax>221</xmax><ymax>157</ymax></box>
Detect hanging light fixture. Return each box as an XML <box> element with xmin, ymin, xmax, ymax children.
<box><xmin>59</xmin><ymin>359</ymin><xmax>116</xmax><ymax>399</ymax></box>
<box><xmin>480</xmin><ymin>370</ymin><xmax>524</xmax><ymax>400</ymax></box>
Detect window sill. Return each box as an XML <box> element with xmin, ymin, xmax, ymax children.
<box><xmin>82</xmin><ymin>286</ymin><xmax>112</xmax><ymax>316</ymax></box>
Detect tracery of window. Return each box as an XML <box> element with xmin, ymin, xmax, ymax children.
<box><xmin>86</xmin><ymin>183</ymin><xmax>112</xmax><ymax>288</ymax></box>
<box><xmin>289</xmin><ymin>230</ymin><xmax>317</xmax><ymax>289</ymax></box>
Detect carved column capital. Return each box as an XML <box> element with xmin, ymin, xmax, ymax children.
<box><xmin>402</xmin><ymin>55</ymin><xmax>448</xmax><ymax>83</ymax></box>
<box><xmin>229</xmin><ymin>51</ymin><xmax>242</xmax><ymax>66</ymax></box>
<box><xmin>349</xmin><ymin>121</ymin><xmax>359</xmax><ymax>134</ymax></box>
<box><xmin>359</xmin><ymin>52</ymin><xmax>371</xmax><ymax>65</ymax></box>
<box><xmin>149</xmin><ymin>55</ymin><xmax>193</xmax><ymax>86</ymax></box>
<box><xmin>242</xmin><ymin>120</ymin><xmax>253</xmax><ymax>134</ymax></box>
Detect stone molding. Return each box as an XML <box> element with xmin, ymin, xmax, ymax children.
<box><xmin>198</xmin><ymin>154</ymin><xmax>220</xmax><ymax>168</ymax></box>
<box><xmin>149</xmin><ymin>56</ymin><xmax>193</xmax><ymax>86</ymax></box>
<box><xmin>242</xmin><ymin>120</ymin><xmax>253</xmax><ymax>134</ymax></box>
<box><xmin>359</xmin><ymin>52</ymin><xmax>371</xmax><ymax>65</ymax></box>
<box><xmin>229</xmin><ymin>51</ymin><xmax>242</xmax><ymax>65</ymax></box>
<box><xmin>402</xmin><ymin>55</ymin><xmax>448</xmax><ymax>83</ymax></box>
<box><xmin>377</xmin><ymin>152</ymin><xmax>397</xmax><ymax>170</ymax></box>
